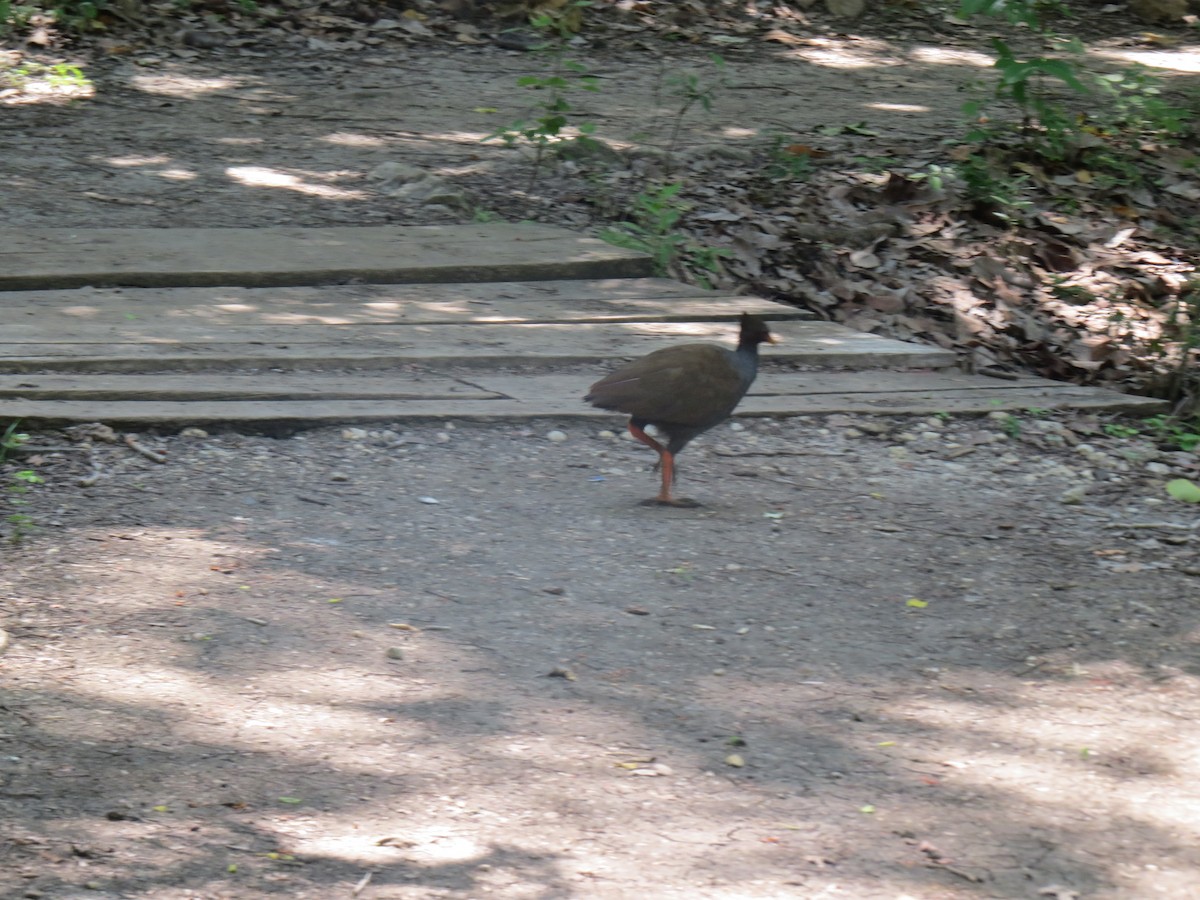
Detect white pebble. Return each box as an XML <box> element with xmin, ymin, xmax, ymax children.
<box><xmin>546</xmin><ymin>430</ymin><xmax>568</xmax><ymax>443</ymax></box>
<box><xmin>729</xmin><ymin>422</ymin><xmax>746</xmax><ymax>432</ymax></box>
<box><xmin>1060</xmin><ymin>485</ymin><xmax>1089</xmax><ymax>505</ymax></box>
<box><xmin>341</xmin><ymin>428</ymin><xmax>368</xmax><ymax>441</ymax></box>
<box><xmin>330</xmin><ymin>472</ymin><xmax>350</xmax><ymax>482</ymax></box>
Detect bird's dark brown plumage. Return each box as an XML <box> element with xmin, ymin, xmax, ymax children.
<box><xmin>584</xmin><ymin>313</ymin><xmax>776</xmax><ymax>506</ymax></box>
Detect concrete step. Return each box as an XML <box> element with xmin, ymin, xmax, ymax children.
<box><xmin>0</xmin><ymin>369</ymin><xmax>1165</xmax><ymax>430</ymax></box>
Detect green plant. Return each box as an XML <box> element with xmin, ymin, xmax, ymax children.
<box><xmin>764</xmin><ymin>133</ymin><xmax>815</xmax><ymax>182</ymax></box>
<box><xmin>0</xmin><ymin>2</ymin><xmax>36</xmax><ymax>33</ymax></box>
<box><xmin>5</xmin><ymin>469</ymin><xmax>43</xmax><ymax>544</ymax></box>
<box><xmin>1</xmin><ymin>421</ymin><xmax>28</xmax><ymax>462</ymax></box>
<box><xmin>956</xmin><ymin>154</ymin><xmax>1031</xmax><ymax>223</ymax></box>
<box><xmin>45</xmin><ymin>62</ymin><xmax>89</xmax><ymax>88</ymax></box>
<box><xmin>661</xmin><ymin>54</ymin><xmax>727</xmax><ymax>167</ymax></box>
<box><xmin>959</xmin><ymin>0</ymin><xmax>1187</xmax><ymax>191</ymax></box>
<box><xmin>1103</xmin><ymin>422</ymin><xmax>1141</xmax><ymax>439</ymax></box>
<box><xmin>483</xmin><ymin>0</ymin><xmax>599</xmax><ymax>188</ymax></box>
<box><xmin>599</xmin><ymin>182</ymin><xmax>728</xmax><ymax>286</ymax></box>
<box><xmin>1143</xmin><ymin>415</ymin><xmax>1200</xmax><ymax>452</ymax></box>
<box><xmin>1091</xmin><ymin>65</ymin><xmax>1186</xmax><ymax>139</ymax></box>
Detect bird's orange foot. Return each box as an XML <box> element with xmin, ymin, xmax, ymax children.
<box><xmin>639</xmin><ymin>497</ymin><xmax>703</xmax><ymax>509</ymax></box>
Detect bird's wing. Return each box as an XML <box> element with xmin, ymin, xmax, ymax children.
<box><xmin>585</xmin><ymin>344</ymin><xmax>744</xmax><ymax>425</ymax></box>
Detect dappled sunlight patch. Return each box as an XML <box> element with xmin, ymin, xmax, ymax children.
<box><xmin>130</xmin><ymin>73</ymin><xmax>240</xmax><ymax>98</ymax></box>
<box><xmin>868</xmin><ymin>102</ymin><xmax>932</xmax><ymax>113</ymax></box>
<box><xmin>105</xmin><ymin>154</ymin><xmax>173</xmax><ymax>167</ymax></box>
<box><xmin>156</xmin><ymin>168</ymin><xmax>199</xmax><ymax>182</ymax></box>
<box><xmin>908</xmin><ymin>45</ymin><xmax>995</xmax><ymax>68</ymax></box>
<box><xmin>773</xmin><ymin>36</ymin><xmax>904</xmax><ymax>71</ymax></box>
<box><xmin>1091</xmin><ymin>48</ymin><xmax>1200</xmax><ymax>74</ymax></box>
<box><xmin>321</xmin><ymin>132</ymin><xmax>387</xmax><ymax>147</ymax></box>
<box><xmin>225</xmin><ymin>166</ymin><xmax>367</xmax><ymax>200</ymax></box>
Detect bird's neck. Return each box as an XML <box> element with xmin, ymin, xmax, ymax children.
<box><xmin>731</xmin><ymin>342</ymin><xmax>761</xmax><ymax>382</ymax></box>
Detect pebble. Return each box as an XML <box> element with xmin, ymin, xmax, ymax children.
<box><xmin>546</xmin><ymin>430</ymin><xmax>568</xmax><ymax>442</ymax></box>
<box><xmin>729</xmin><ymin>422</ymin><xmax>746</xmax><ymax>432</ymax></box>
<box><xmin>342</xmin><ymin>428</ymin><xmax>368</xmax><ymax>441</ymax></box>
<box><xmin>1145</xmin><ymin>462</ymin><xmax>1172</xmax><ymax>476</ymax></box>
<box><xmin>1060</xmin><ymin>484</ymin><xmax>1090</xmax><ymax>504</ymax></box>
<box><xmin>385</xmin><ymin>647</ymin><xmax>405</xmax><ymax>660</ymax></box>
<box><xmin>598</xmin><ymin>430</ymin><xmax>616</xmax><ymax>440</ymax></box>
<box><xmin>180</xmin><ymin>427</ymin><xmax>208</xmax><ymax>438</ymax></box>
<box><xmin>330</xmin><ymin>471</ymin><xmax>350</xmax><ymax>482</ymax></box>
<box><xmin>855</xmin><ymin>420</ymin><xmax>892</xmax><ymax>436</ymax></box>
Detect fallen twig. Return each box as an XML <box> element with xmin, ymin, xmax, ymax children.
<box><xmin>123</xmin><ymin>434</ymin><xmax>168</xmax><ymax>464</ymax></box>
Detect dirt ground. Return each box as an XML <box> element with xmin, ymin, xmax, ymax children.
<box><xmin>3</xmin><ymin>14</ymin><xmax>1200</xmax><ymax>900</ymax></box>
<box><xmin>2</xmin><ymin>413</ymin><xmax>1200</xmax><ymax>899</ymax></box>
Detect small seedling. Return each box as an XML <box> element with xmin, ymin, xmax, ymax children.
<box><xmin>599</xmin><ymin>182</ymin><xmax>728</xmax><ymax>286</ymax></box>
<box><xmin>1</xmin><ymin>420</ymin><xmax>28</xmax><ymax>462</ymax></box>
<box><xmin>1103</xmin><ymin>423</ymin><xmax>1141</xmax><ymax>439</ymax></box>
<box><xmin>5</xmin><ymin>469</ymin><xmax>43</xmax><ymax>544</ymax></box>
<box><xmin>483</xmin><ymin>0</ymin><xmax>599</xmax><ymax>188</ymax></box>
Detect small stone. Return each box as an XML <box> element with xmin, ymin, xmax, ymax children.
<box><xmin>855</xmin><ymin>420</ymin><xmax>892</xmax><ymax>435</ymax></box>
<box><xmin>546</xmin><ymin>430</ymin><xmax>568</xmax><ymax>443</ymax></box>
<box><xmin>385</xmin><ymin>647</ymin><xmax>405</xmax><ymax>660</ymax></box>
<box><xmin>436</xmin><ymin>432</ymin><xmax>451</xmax><ymax>443</ymax></box>
<box><xmin>1145</xmin><ymin>462</ymin><xmax>1172</xmax><ymax>476</ymax></box>
<box><xmin>598</xmin><ymin>430</ymin><xmax>616</xmax><ymax>439</ymax></box>
<box><xmin>417</xmin><ymin>496</ymin><xmax>440</xmax><ymax>504</ymax></box>
<box><xmin>341</xmin><ymin>428</ymin><xmax>368</xmax><ymax>441</ymax></box>
<box><xmin>1060</xmin><ymin>484</ymin><xmax>1090</xmax><ymax>505</ymax></box>
<box><xmin>728</xmin><ymin>422</ymin><xmax>746</xmax><ymax>432</ymax></box>
<box><xmin>180</xmin><ymin>427</ymin><xmax>208</xmax><ymax>438</ymax></box>
<box><xmin>330</xmin><ymin>471</ymin><xmax>350</xmax><ymax>482</ymax></box>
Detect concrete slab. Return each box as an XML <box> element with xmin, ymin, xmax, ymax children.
<box><xmin>0</xmin><ymin>370</ymin><xmax>1165</xmax><ymax>429</ymax></box>
<box><xmin>0</xmin><ymin>279</ymin><xmax>811</xmax><ymax>325</ymax></box>
<box><xmin>0</xmin><ymin>225</ymin><xmax>1158</xmax><ymax>430</ymax></box>
<box><xmin>0</xmin><ymin>373</ymin><xmax>503</xmax><ymax>402</ymax></box>
<box><xmin>0</xmin><ymin>319</ymin><xmax>957</xmax><ymax>371</ymax></box>
<box><xmin>0</xmin><ymin>224</ymin><xmax>654</xmax><ymax>290</ymax></box>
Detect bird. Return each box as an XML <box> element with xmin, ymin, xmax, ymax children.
<box><xmin>584</xmin><ymin>313</ymin><xmax>777</xmax><ymax>507</ymax></box>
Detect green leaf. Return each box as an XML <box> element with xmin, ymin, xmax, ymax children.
<box><xmin>1166</xmin><ymin>479</ymin><xmax>1200</xmax><ymax>503</ymax></box>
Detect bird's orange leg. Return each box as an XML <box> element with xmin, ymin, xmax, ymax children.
<box><xmin>628</xmin><ymin>423</ymin><xmax>701</xmax><ymax>508</ymax></box>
